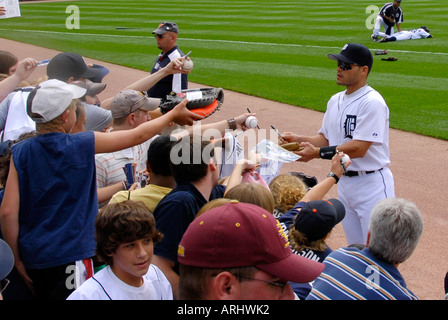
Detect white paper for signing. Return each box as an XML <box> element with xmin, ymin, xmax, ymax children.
<box><xmin>0</xmin><ymin>0</ymin><xmax>21</xmax><ymax>19</ymax></box>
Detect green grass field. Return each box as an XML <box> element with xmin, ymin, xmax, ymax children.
<box><xmin>1</xmin><ymin>0</ymin><xmax>447</xmax><ymax>140</ymax></box>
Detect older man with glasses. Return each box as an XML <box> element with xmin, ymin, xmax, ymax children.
<box><xmin>147</xmin><ymin>22</ymin><xmax>188</xmax><ymax>101</ymax></box>
<box><xmin>281</xmin><ymin>43</ymin><xmax>395</xmax><ymax>247</ymax></box>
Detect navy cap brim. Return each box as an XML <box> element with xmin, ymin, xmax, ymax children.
<box><xmin>328</xmin><ymin>198</ymin><xmax>346</xmax><ymax>224</ymax></box>
<box><xmin>327</xmin><ymin>53</ymin><xmax>356</xmax><ymax>65</ymax></box>
<box><xmin>80</xmin><ymin>67</ymin><xmax>101</xmax><ymax>80</ymax></box>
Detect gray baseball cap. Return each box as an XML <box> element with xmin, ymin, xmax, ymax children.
<box><xmin>110</xmin><ymin>90</ymin><xmax>161</xmax><ymax>119</ymax></box>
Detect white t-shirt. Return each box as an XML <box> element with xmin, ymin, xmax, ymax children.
<box><xmin>67</xmin><ymin>264</ymin><xmax>173</xmax><ymax>300</ymax></box>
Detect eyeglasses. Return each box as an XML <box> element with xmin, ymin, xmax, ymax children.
<box><xmin>337</xmin><ymin>60</ymin><xmax>358</xmax><ymax>71</ymax></box>
<box><xmin>154</xmin><ymin>34</ymin><xmax>165</xmax><ymax>39</ymax></box>
<box><xmin>238</xmin><ymin>275</ymin><xmax>288</xmax><ymax>293</ymax></box>
<box><xmin>0</xmin><ymin>278</ymin><xmax>10</xmax><ymax>294</ymax></box>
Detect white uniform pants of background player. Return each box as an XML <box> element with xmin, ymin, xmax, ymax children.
<box><xmin>338</xmin><ymin>167</ymin><xmax>395</xmax><ymax>245</ymax></box>
<box><xmin>373</xmin><ymin>16</ymin><xmax>395</xmax><ymax>37</ymax></box>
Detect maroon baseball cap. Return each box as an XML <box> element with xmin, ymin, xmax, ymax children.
<box><xmin>178</xmin><ymin>201</ymin><xmax>325</xmax><ymax>283</ymax></box>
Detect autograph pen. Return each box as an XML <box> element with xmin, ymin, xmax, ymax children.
<box><xmin>37</xmin><ymin>59</ymin><xmax>50</xmax><ymax>66</ymax></box>
<box><xmin>271</xmin><ymin>125</ymin><xmax>286</xmax><ymax>142</ymax></box>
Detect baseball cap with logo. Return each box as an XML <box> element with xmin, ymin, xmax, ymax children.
<box><xmin>293</xmin><ymin>199</ymin><xmax>346</xmax><ymax>242</ymax></box>
<box><xmin>152</xmin><ymin>22</ymin><xmax>179</xmax><ymax>34</ymax></box>
<box><xmin>47</xmin><ymin>52</ymin><xmax>101</xmax><ymax>81</ymax></box>
<box><xmin>110</xmin><ymin>90</ymin><xmax>161</xmax><ymax>119</ymax></box>
<box><xmin>27</xmin><ymin>79</ymin><xmax>87</xmax><ymax>124</ymax></box>
<box><xmin>178</xmin><ymin>201</ymin><xmax>325</xmax><ymax>284</ymax></box>
<box><xmin>328</xmin><ymin>43</ymin><xmax>373</xmax><ymax>71</ymax></box>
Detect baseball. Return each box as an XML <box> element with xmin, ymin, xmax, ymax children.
<box><xmin>341</xmin><ymin>154</ymin><xmax>352</xmax><ymax>166</ymax></box>
<box><xmin>183</xmin><ymin>59</ymin><xmax>194</xmax><ymax>71</ymax></box>
<box><xmin>245</xmin><ymin>116</ymin><xmax>258</xmax><ymax>129</ymax></box>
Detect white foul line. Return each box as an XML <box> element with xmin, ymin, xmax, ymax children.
<box><xmin>1</xmin><ymin>28</ymin><xmax>447</xmax><ymax>56</ymax></box>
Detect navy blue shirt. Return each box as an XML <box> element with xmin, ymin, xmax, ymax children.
<box><xmin>11</xmin><ymin>132</ymin><xmax>97</xmax><ymax>269</ymax></box>
<box><xmin>379</xmin><ymin>2</ymin><xmax>403</xmax><ymax>26</ymax></box>
<box><xmin>147</xmin><ymin>45</ymin><xmax>188</xmax><ymax>100</ymax></box>
<box><xmin>152</xmin><ymin>181</ymin><xmax>226</xmax><ymax>273</ymax></box>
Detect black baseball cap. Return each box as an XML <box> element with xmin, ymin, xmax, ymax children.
<box><xmin>328</xmin><ymin>43</ymin><xmax>373</xmax><ymax>72</ymax></box>
<box><xmin>293</xmin><ymin>199</ymin><xmax>346</xmax><ymax>242</ymax></box>
<box><xmin>152</xmin><ymin>22</ymin><xmax>178</xmax><ymax>34</ymax></box>
<box><xmin>47</xmin><ymin>52</ymin><xmax>100</xmax><ymax>81</ymax></box>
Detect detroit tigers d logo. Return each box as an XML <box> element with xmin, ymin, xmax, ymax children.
<box><xmin>344</xmin><ymin>115</ymin><xmax>357</xmax><ymax>139</ymax></box>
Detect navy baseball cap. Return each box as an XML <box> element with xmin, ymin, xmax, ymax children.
<box><xmin>328</xmin><ymin>43</ymin><xmax>373</xmax><ymax>71</ymax></box>
<box><xmin>152</xmin><ymin>22</ymin><xmax>178</xmax><ymax>34</ymax></box>
<box><xmin>293</xmin><ymin>199</ymin><xmax>345</xmax><ymax>242</ymax></box>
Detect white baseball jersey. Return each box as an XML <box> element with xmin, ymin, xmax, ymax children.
<box><xmin>319</xmin><ymin>85</ymin><xmax>391</xmax><ymax>172</ymax></box>
<box><xmin>392</xmin><ymin>28</ymin><xmax>432</xmax><ymax>41</ymax></box>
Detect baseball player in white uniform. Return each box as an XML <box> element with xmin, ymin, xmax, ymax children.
<box><xmin>379</xmin><ymin>26</ymin><xmax>433</xmax><ymax>42</ymax></box>
<box><xmin>282</xmin><ymin>43</ymin><xmax>395</xmax><ymax>245</ymax></box>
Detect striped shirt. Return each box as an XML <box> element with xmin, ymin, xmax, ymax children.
<box><xmin>306</xmin><ymin>247</ymin><xmax>419</xmax><ymax>300</ymax></box>
<box><xmin>95</xmin><ymin>138</ymin><xmax>155</xmax><ymax>188</ymax></box>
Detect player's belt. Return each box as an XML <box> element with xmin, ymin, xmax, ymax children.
<box><xmin>344</xmin><ymin>168</ymin><xmax>383</xmax><ymax>177</ymax></box>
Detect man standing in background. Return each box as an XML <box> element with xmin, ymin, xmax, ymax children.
<box><xmin>147</xmin><ymin>22</ymin><xmax>188</xmax><ymax>101</ymax></box>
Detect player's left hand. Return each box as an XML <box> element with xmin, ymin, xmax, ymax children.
<box><xmin>296</xmin><ymin>141</ymin><xmax>319</xmax><ymax>162</ymax></box>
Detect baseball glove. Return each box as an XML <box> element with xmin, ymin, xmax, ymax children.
<box><xmin>375</xmin><ymin>50</ymin><xmax>388</xmax><ymax>55</ymax></box>
<box><xmin>160</xmin><ymin>87</ymin><xmax>224</xmax><ymax>118</ymax></box>
<box><xmin>381</xmin><ymin>57</ymin><xmax>397</xmax><ymax>61</ymax></box>
<box><xmin>280</xmin><ymin>142</ymin><xmax>304</xmax><ymax>152</ymax></box>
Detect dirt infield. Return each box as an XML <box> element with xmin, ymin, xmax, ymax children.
<box><xmin>2</xmin><ymin>37</ymin><xmax>447</xmax><ymax>300</ymax></box>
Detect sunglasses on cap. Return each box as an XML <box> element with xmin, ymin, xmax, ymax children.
<box><xmin>338</xmin><ymin>60</ymin><xmax>358</xmax><ymax>71</ymax></box>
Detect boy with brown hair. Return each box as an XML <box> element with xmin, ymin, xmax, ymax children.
<box><xmin>67</xmin><ymin>201</ymin><xmax>172</xmax><ymax>300</ymax></box>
